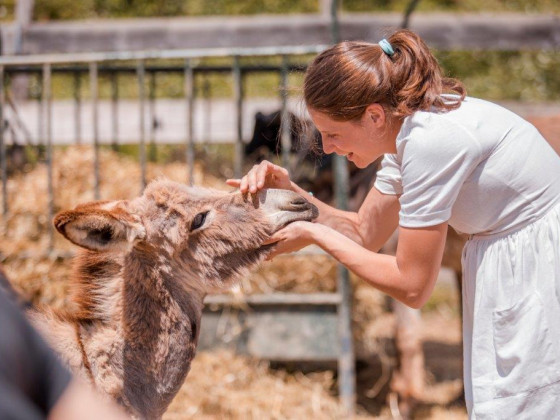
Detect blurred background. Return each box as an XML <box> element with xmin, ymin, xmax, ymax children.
<box><xmin>0</xmin><ymin>1</ymin><xmax>559</xmax><ymax>419</ymax></box>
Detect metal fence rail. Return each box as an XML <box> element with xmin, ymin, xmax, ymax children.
<box><xmin>0</xmin><ymin>44</ymin><xmax>356</xmax><ymax>415</ymax></box>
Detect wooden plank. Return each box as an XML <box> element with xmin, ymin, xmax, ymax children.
<box><xmin>2</xmin><ymin>13</ymin><xmax>558</xmax><ymax>55</ymax></box>
<box><xmin>199</xmin><ymin>296</ymin><xmax>340</xmax><ymax>361</ymax></box>
<box><xmin>204</xmin><ymin>292</ymin><xmax>341</xmax><ymax>306</ymax></box>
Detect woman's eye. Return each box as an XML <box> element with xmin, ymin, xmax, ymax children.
<box><xmin>191</xmin><ymin>211</ymin><xmax>208</xmax><ymax>231</ymax></box>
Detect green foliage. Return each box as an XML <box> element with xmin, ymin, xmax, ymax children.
<box><xmin>34</xmin><ymin>0</ymin><xmax>95</xmax><ymax>21</ymax></box>
<box><xmin>2</xmin><ymin>0</ymin><xmax>557</xmax><ymax>22</ymax></box>
<box><xmin>33</xmin><ymin>0</ymin><xmax>317</xmax><ymax>20</ymax></box>
<box><xmin>0</xmin><ymin>1</ymin><xmax>13</xmax><ymax>21</ymax></box>
<box><xmin>437</xmin><ymin>50</ymin><xmax>560</xmax><ymax>101</ymax></box>
<box><xmin>343</xmin><ymin>0</ymin><xmax>560</xmax><ymax>12</ymax></box>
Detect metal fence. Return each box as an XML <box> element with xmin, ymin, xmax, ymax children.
<box><xmin>0</xmin><ymin>44</ymin><xmax>356</xmax><ymax>414</ymax></box>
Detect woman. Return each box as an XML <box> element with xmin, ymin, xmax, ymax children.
<box><xmin>227</xmin><ymin>30</ymin><xmax>560</xmax><ymax>418</ymax></box>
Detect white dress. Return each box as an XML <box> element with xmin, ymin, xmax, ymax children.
<box><xmin>374</xmin><ymin>97</ymin><xmax>560</xmax><ymax>418</ymax></box>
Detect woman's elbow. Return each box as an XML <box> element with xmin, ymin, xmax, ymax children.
<box><xmin>402</xmin><ymin>286</ymin><xmax>431</xmax><ymax>309</ymax></box>
<box><xmin>404</xmin><ymin>294</ymin><xmax>428</xmax><ymax>309</ymax></box>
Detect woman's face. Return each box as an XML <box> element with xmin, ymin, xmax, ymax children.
<box><xmin>308</xmin><ymin>106</ymin><xmax>398</xmax><ymax>168</ymax></box>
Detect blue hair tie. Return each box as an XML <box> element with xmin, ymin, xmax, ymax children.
<box><xmin>379</xmin><ymin>39</ymin><xmax>395</xmax><ymax>57</ymax></box>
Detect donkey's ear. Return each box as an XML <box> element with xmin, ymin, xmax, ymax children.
<box><xmin>53</xmin><ymin>201</ymin><xmax>146</xmax><ymax>252</ymax></box>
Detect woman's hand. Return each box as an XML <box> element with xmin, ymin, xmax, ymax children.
<box><xmin>226</xmin><ymin>160</ymin><xmax>292</xmax><ymax>193</ymax></box>
<box><xmin>264</xmin><ymin>220</ymin><xmax>316</xmax><ymax>260</ymax></box>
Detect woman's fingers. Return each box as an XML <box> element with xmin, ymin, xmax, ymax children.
<box><xmin>256</xmin><ymin>161</ymin><xmax>273</xmax><ymax>189</ymax></box>
<box><xmin>258</xmin><ymin>161</ymin><xmax>291</xmax><ymax>190</ymax></box>
<box><xmin>225</xmin><ymin>179</ymin><xmax>241</xmax><ymax>187</ymax></box>
<box><xmin>247</xmin><ymin>164</ymin><xmax>261</xmax><ymax>193</ymax></box>
<box><xmin>227</xmin><ymin>160</ymin><xmax>291</xmax><ymax>193</ymax></box>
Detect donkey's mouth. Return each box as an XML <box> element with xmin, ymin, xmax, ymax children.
<box><xmin>275</xmin><ymin>202</ymin><xmax>319</xmax><ymax>231</ymax></box>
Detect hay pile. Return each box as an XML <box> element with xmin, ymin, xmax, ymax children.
<box><xmin>164</xmin><ymin>350</ymin><xmax>374</xmax><ymax>420</ymax></box>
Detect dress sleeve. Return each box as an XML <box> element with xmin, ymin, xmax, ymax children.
<box><xmin>397</xmin><ymin>115</ymin><xmax>483</xmax><ymax>227</ymax></box>
<box><xmin>374</xmin><ymin>153</ymin><xmax>403</xmax><ymax>195</ymax></box>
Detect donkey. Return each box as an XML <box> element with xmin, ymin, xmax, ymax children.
<box><xmin>27</xmin><ymin>179</ymin><xmax>318</xmax><ymax>419</ymax></box>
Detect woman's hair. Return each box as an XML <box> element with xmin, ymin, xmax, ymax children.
<box><xmin>303</xmin><ymin>29</ymin><xmax>466</xmax><ymax>121</ymax></box>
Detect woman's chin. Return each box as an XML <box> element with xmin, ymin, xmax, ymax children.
<box><xmin>349</xmin><ymin>153</ymin><xmax>378</xmax><ymax>169</ymax></box>
<box><xmin>347</xmin><ymin>153</ymin><xmax>363</xmax><ymax>167</ymax></box>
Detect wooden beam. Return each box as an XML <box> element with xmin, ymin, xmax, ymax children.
<box><xmin>3</xmin><ymin>13</ymin><xmax>558</xmax><ymax>55</ymax></box>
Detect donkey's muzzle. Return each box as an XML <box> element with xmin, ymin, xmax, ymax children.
<box><xmin>282</xmin><ymin>197</ymin><xmax>317</xmax><ymax>214</ymax></box>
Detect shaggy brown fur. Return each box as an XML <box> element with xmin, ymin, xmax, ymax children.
<box><xmin>27</xmin><ymin>179</ymin><xmax>318</xmax><ymax>419</ymax></box>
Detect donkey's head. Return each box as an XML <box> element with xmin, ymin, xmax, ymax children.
<box><xmin>54</xmin><ymin>179</ymin><xmax>318</xmax><ymax>293</ymax></box>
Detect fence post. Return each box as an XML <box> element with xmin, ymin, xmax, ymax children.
<box><xmin>149</xmin><ymin>71</ymin><xmax>157</xmax><ymax>162</ymax></box>
<box><xmin>42</xmin><ymin>63</ymin><xmax>54</xmax><ymax>251</ymax></box>
<box><xmin>137</xmin><ymin>60</ymin><xmax>147</xmax><ymax>191</ymax></box>
<box><xmin>111</xmin><ymin>71</ymin><xmax>119</xmax><ymax>151</ymax></box>
<box><xmin>73</xmin><ymin>71</ymin><xmax>81</xmax><ymax>145</ymax></box>
<box><xmin>280</xmin><ymin>55</ymin><xmax>291</xmax><ymax>171</ymax></box>
<box><xmin>233</xmin><ymin>56</ymin><xmax>243</xmax><ymax>179</ymax></box>
<box><xmin>89</xmin><ymin>62</ymin><xmax>100</xmax><ymax>200</ymax></box>
<box><xmin>330</xmin><ymin>0</ymin><xmax>356</xmax><ymax>415</ymax></box>
<box><xmin>184</xmin><ymin>58</ymin><xmax>195</xmax><ymax>185</ymax></box>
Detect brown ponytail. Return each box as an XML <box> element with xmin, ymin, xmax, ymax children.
<box><xmin>303</xmin><ymin>29</ymin><xmax>466</xmax><ymax>121</ymax></box>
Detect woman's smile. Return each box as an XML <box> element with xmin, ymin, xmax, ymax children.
<box><xmin>308</xmin><ymin>106</ymin><xmax>399</xmax><ymax>168</ymax></box>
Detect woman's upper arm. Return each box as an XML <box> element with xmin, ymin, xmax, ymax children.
<box><xmin>395</xmin><ymin>222</ymin><xmax>448</xmax><ymax>308</ymax></box>
<box><xmin>357</xmin><ymin>187</ymin><xmax>400</xmax><ymax>251</ymax></box>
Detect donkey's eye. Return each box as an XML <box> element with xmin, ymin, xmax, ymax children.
<box><xmin>191</xmin><ymin>211</ymin><xmax>209</xmax><ymax>231</ymax></box>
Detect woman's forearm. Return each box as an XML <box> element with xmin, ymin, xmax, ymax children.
<box><xmin>308</xmin><ymin>223</ymin><xmax>431</xmax><ymax>308</ymax></box>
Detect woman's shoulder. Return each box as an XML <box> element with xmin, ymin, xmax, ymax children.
<box><xmin>398</xmin><ymin>105</ymin><xmax>474</xmax><ymax>145</ymax></box>
<box><xmin>399</xmin><ymin>96</ymin><xmax>525</xmax><ymax>148</ymax></box>
<box><xmin>397</xmin><ymin>101</ymin><xmax>488</xmax><ymax>158</ymax></box>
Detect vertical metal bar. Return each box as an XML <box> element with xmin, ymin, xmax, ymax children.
<box><xmin>337</xmin><ymin>261</ymin><xmax>356</xmax><ymax>415</ymax></box>
<box><xmin>90</xmin><ymin>62</ymin><xmax>100</xmax><ymax>200</ymax></box>
<box><xmin>203</xmin><ymin>76</ymin><xmax>211</xmax><ymax>147</ymax></box>
<box><xmin>111</xmin><ymin>71</ymin><xmax>119</xmax><ymax>151</ymax></box>
<box><xmin>330</xmin><ymin>0</ymin><xmax>356</xmax><ymax>414</ymax></box>
<box><xmin>280</xmin><ymin>55</ymin><xmax>291</xmax><ymax>171</ymax></box>
<box><xmin>184</xmin><ymin>59</ymin><xmax>194</xmax><ymax>185</ymax></box>
<box><xmin>233</xmin><ymin>56</ymin><xmax>243</xmax><ymax>179</ymax></box>
<box><xmin>137</xmin><ymin>60</ymin><xmax>147</xmax><ymax>191</ymax></box>
<box><xmin>335</xmin><ymin>188</ymin><xmax>356</xmax><ymax>407</ymax></box>
<box><xmin>73</xmin><ymin>70</ymin><xmax>81</xmax><ymax>144</ymax></box>
<box><xmin>43</xmin><ymin>63</ymin><xmax>54</xmax><ymax>251</ymax></box>
<box><xmin>37</xmin><ymin>72</ymin><xmax>43</xmax><ymax>147</ymax></box>
<box><xmin>148</xmin><ymin>70</ymin><xmax>156</xmax><ymax>162</ymax></box>
<box><xmin>330</xmin><ymin>0</ymin><xmax>340</xmax><ymax>45</ymax></box>
<box><xmin>335</xmin><ymin>145</ymin><xmax>355</xmax><ymax>415</ymax></box>
<box><xmin>0</xmin><ymin>66</ymin><xmax>7</xmax><ymax>216</ymax></box>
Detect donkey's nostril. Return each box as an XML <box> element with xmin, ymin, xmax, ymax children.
<box><xmin>291</xmin><ymin>197</ymin><xmax>308</xmax><ymax>206</ymax></box>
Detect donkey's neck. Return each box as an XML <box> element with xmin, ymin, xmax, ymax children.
<box><xmin>118</xmin><ymin>248</ymin><xmax>205</xmax><ymax>418</ymax></box>
<box><xmin>72</xmin><ymin>248</ymin><xmax>206</xmax><ymax>418</ymax></box>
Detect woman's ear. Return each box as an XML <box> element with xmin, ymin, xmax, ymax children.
<box><xmin>365</xmin><ymin>103</ymin><xmax>386</xmax><ymax>127</ymax></box>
